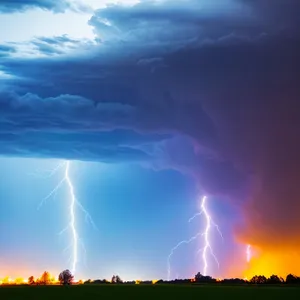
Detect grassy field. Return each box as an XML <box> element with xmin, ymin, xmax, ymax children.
<box><xmin>1</xmin><ymin>284</ymin><xmax>300</xmax><ymax>299</ymax></box>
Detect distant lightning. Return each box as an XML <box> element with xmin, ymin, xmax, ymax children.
<box><xmin>246</xmin><ymin>244</ymin><xmax>251</xmax><ymax>263</ymax></box>
<box><xmin>167</xmin><ymin>195</ymin><xmax>222</xmax><ymax>280</ymax></box>
<box><xmin>36</xmin><ymin>160</ymin><xmax>97</xmax><ymax>275</ymax></box>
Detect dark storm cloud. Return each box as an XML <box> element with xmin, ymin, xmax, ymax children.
<box><xmin>0</xmin><ymin>35</ymin><xmax>95</xmax><ymax>57</ymax></box>
<box><xmin>0</xmin><ymin>44</ymin><xmax>16</xmax><ymax>57</ymax></box>
<box><xmin>0</xmin><ymin>91</ymin><xmax>137</xmax><ymax>131</ymax></box>
<box><xmin>241</xmin><ymin>0</ymin><xmax>300</xmax><ymax>34</ymax></box>
<box><xmin>1</xmin><ymin>0</ymin><xmax>300</xmax><ymax>247</ymax></box>
<box><xmin>0</xmin><ymin>0</ymin><xmax>71</xmax><ymax>13</ymax></box>
<box><xmin>29</xmin><ymin>35</ymin><xmax>94</xmax><ymax>56</ymax></box>
<box><xmin>0</xmin><ymin>131</ymin><xmax>166</xmax><ymax>163</ymax></box>
<box><xmin>0</xmin><ymin>0</ymin><xmax>90</xmax><ymax>13</ymax></box>
<box><xmin>0</xmin><ymin>91</ymin><xmax>171</xmax><ymax>162</ymax></box>
<box><xmin>141</xmin><ymin>135</ymin><xmax>247</xmax><ymax>197</ymax></box>
<box><xmin>36</xmin><ymin>35</ymin><xmax>81</xmax><ymax>45</ymax></box>
<box><xmin>88</xmin><ymin>0</ymin><xmax>259</xmax><ymax>46</ymax></box>
<box><xmin>30</xmin><ymin>41</ymin><xmax>65</xmax><ymax>55</ymax></box>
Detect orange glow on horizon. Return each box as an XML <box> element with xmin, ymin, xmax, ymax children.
<box><xmin>0</xmin><ymin>272</ymin><xmax>61</xmax><ymax>285</ymax></box>
<box><xmin>2</xmin><ymin>248</ymin><xmax>300</xmax><ymax>286</ymax></box>
<box><xmin>243</xmin><ymin>246</ymin><xmax>300</xmax><ymax>279</ymax></box>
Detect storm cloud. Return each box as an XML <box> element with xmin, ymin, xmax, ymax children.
<box><xmin>0</xmin><ymin>0</ymin><xmax>75</xmax><ymax>13</ymax></box>
<box><xmin>1</xmin><ymin>0</ymin><xmax>300</xmax><ymax>269</ymax></box>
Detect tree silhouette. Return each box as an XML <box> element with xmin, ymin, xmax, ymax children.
<box><xmin>84</xmin><ymin>279</ymin><xmax>92</xmax><ymax>284</ymax></box>
<box><xmin>111</xmin><ymin>275</ymin><xmax>123</xmax><ymax>283</ymax></box>
<box><xmin>250</xmin><ymin>275</ymin><xmax>267</xmax><ymax>284</ymax></box>
<box><xmin>195</xmin><ymin>272</ymin><xmax>203</xmax><ymax>282</ymax></box>
<box><xmin>267</xmin><ymin>275</ymin><xmax>283</xmax><ymax>284</ymax></box>
<box><xmin>28</xmin><ymin>276</ymin><xmax>35</xmax><ymax>285</ymax></box>
<box><xmin>40</xmin><ymin>271</ymin><xmax>51</xmax><ymax>285</ymax></box>
<box><xmin>222</xmin><ymin>278</ymin><xmax>246</xmax><ymax>284</ymax></box>
<box><xmin>194</xmin><ymin>272</ymin><xmax>215</xmax><ymax>283</ymax></box>
<box><xmin>58</xmin><ymin>269</ymin><xmax>74</xmax><ymax>285</ymax></box>
<box><xmin>286</xmin><ymin>274</ymin><xmax>300</xmax><ymax>284</ymax></box>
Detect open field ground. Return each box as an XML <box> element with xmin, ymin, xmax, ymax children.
<box><xmin>1</xmin><ymin>284</ymin><xmax>300</xmax><ymax>299</ymax></box>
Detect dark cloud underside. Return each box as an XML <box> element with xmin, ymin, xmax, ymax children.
<box><xmin>0</xmin><ymin>0</ymin><xmax>89</xmax><ymax>13</ymax></box>
<box><xmin>1</xmin><ymin>0</ymin><xmax>300</xmax><ymax>250</ymax></box>
<box><xmin>0</xmin><ymin>0</ymin><xmax>70</xmax><ymax>13</ymax></box>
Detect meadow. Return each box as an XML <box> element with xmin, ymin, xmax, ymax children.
<box><xmin>1</xmin><ymin>284</ymin><xmax>300</xmax><ymax>299</ymax></box>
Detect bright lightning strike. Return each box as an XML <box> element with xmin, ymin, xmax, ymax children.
<box><xmin>65</xmin><ymin>161</ymin><xmax>78</xmax><ymax>274</ymax></box>
<box><xmin>246</xmin><ymin>244</ymin><xmax>251</xmax><ymax>263</ymax></box>
<box><xmin>200</xmin><ymin>195</ymin><xmax>220</xmax><ymax>276</ymax></box>
<box><xmin>37</xmin><ymin>160</ymin><xmax>97</xmax><ymax>275</ymax></box>
<box><xmin>167</xmin><ymin>195</ymin><xmax>222</xmax><ymax>280</ymax></box>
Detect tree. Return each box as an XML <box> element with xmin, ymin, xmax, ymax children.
<box><xmin>250</xmin><ymin>275</ymin><xmax>267</xmax><ymax>284</ymax></box>
<box><xmin>40</xmin><ymin>271</ymin><xmax>51</xmax><ymax>285</ymax></box>
<box><xmin>267</xmin><ymin>275</ymin><xmax>283</xmax><ymax>284</ymax></box>
<box><xmin>195</xmin><ymin>272</ymin><xmax>203</xmax><ymax>282</ymax></box>
<box><xmin>58</xmin><ymin>269</ymin><xmax>74</xmax><ymax>285</ymax></box>
<box><xmin>194</xmin><ymin>272</ymin><xmax>215</xmax><ymax>283</ymax></box>
<box><xmin>111</xmin><ymin>275</ymin><xmax>116</xmax><ymax>283</ymax></box>
<box><xmin>28</xmin><ymin>276</ymin><xmax>35</xmax><ymax>285</ymax></box>
<box><xmin>286</xmin><ymin>274</ymin><xmax>300</xmax><ymax>284</ymax></box>
<box><xmin>84</xmin><ymin>279</ymin><xmax>92</xmax><ymax>284</ymax></box>
<box><xmin>115</xmin><ymin>275</ymin><xmax>123</xmax><ymax>283</ymax></box>
<box><xmin>221</xmin><ymin>278</ymin><xmax>246</xmax><ymax>284</ymax></box>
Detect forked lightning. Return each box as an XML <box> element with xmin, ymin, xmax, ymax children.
<box><xmin>168</xmin><ymin>195</ymin><xmax>223</xmax><ymax>280</ymax></box>
<box><xmin>37</xmin><ymin>160</ymin><xmax>97</xmax><ymax>275</ymax></box>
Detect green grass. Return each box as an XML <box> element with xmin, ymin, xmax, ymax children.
<box><xmin>1</xmin><ymin>284</ymin><xmax>300</xmax><ymax>299</ymax></box>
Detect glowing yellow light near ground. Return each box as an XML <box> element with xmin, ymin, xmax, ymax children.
<box><xmin>243</xmin><ymin>247</ymin><xmax>300</xmax><ymax>279</ymax></box>
<box><xmin>14</xmin><ymin>277</ymin><xmax>24</xmax><ymax>284</ymax></box>
<box><xmin>152</xmin><ymin>280</ymin><xmax>158</xmax><ymax>284</ymax></box>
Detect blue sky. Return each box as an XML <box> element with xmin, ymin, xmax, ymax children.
<box><xmin>0</xmin><ymin>157</ymin><xmax>245</xmax><ymax>280</ymax></box>
<box><xmin>0</xmin><ymin>0</ymin><xmax>300</xmax><ymax>280</ymax></box>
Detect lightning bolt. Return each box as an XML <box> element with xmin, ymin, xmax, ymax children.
<box><xmin>65</xmin><ymin>161</ymin><xmax>78</xmax><ymax>274</ymax></box>
<box><xmin>36</xmin><ymin>160</ymin><xmax>97</xmax><ymax>275</ymax></box>
<box><xmin>200</xmin><ymin>195</ymin><xmax>221</xmax><ymax>276</ymax></box>
<box><xmin>246</xmin><ymin>244</ymin><xmax>251</xmax><ymax>263</ymax></box>
<box><xmin>167</xmin><ymin>195</ymin><xmax>222</xmax><ymax>280</ymax></box>
<box><xmin>167</xmin><ymin>232</ymin><xmax>204</xmax><ymax>280</ymax></box>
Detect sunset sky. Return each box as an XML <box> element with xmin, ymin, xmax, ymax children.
<box><xmin>0</xmin><ymin>0</ymin><xmax>299</xmax><ymax>281</ymax></box>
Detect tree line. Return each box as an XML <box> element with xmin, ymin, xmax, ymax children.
<box><xmin>80</xmin><ymin>272</ymin><xmax>300</xmax><ymax>285</ymax></box>
<box><xmin>3</xmin><ymin>271</ymin><xmax>300</xmax><ymax>286</ymax></box>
